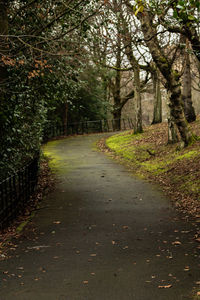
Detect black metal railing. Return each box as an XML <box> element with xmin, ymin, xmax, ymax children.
<box><xmin>0</xmin><ymin>118</ymin><xmax>134</xmax><ymax>229</ymax></box>
<box><xmin>0</xmin><ymin>153</ymin><xmax>39</xmax><ymax>229</ymax></box>
<box><xmin>43</xmin><ymin>118</ymin><xmax>135</xmax><ymax>141</ymax></box>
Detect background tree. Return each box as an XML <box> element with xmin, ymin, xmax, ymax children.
<box><xmin>127</xmin><ymin>0</ymin><xmax>195</xmax><ymax>146</ymax></box>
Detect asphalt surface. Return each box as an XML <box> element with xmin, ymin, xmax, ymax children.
<box><xmin>0</xmin><ymin>133</ymin><xmax>200</xmax><ymax>300</ymax></box>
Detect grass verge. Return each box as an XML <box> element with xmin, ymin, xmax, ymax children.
<box><xmin>98</xmin><ymin>118</ymin><xmax>200</xmax><ymax>218</ymax></box>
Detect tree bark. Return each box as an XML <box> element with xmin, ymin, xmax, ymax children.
<box><xmin>168</xmin><ymin>116</ymin><xmax>179</xmax><ymax>144</ymax></box>
<box><xmin>111</xmin><ymin>36</ymin><xmax>122</xmax><ymax>131</ymax></box>
<box><xmin>113</xmin><ymin>109</ymin><xmax>121</xmax><ymax>131</ymax></box>
<box><xmin>121</xmin><ymin>18</ymin><xmax>143</xmax><ymax>133</ymax></box>
<box><xmin>137</xmin><ymin>8</ymin><xmax>193</xmax><ymax>146</ymax></box>
<box><xmin>134</xmin><ymin>65</ymin><xmax>143</xmax><ymax>133</ymax></box>
<box><xmin>182</xmin><ymin>38</ymin><xmax>196</xmax><ymax>123</ymax></box>
<box><xmin>152</xmin><ymin>68</ymin><xmax>162</xmax><ymax>124</ymax></box>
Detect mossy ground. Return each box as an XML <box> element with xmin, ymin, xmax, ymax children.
<box><xmin>99</xmin><ymin>117</ymin><xmax>200</xmax><ymax>217</ymax></box>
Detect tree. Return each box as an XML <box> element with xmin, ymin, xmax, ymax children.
<box><xmin>151</xmin><ymin>66</ymin><xmax>162</xmax><ymax>124</ymax></box>
<box><xmin>181</xmin><ymin>36</ymin><xmax>196</xmax><ymax>122</ymax></box>
<box><xmin>158</xmin><ymin>0</ymin><xmax>200</xmax><ymax>63</ymax></box>
<box><xmin>0</xmin><ymin>0</ymin><xmax>101</xmax><ymax>180</ymax></box>
<box><xmin>86</xmin><ymin>4</ymin><xmax>135</xmax><ymax>130</ymax></box>
<box><xmin>129</xmin><ymin>0</ymin><xmax>194</xmax><ymax>146</ymax></box>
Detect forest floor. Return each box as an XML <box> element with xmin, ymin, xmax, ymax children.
<box><xmin>98</xmin><ymin>116</ymin><xmax>200</xmax><ymax>220</ymax></box>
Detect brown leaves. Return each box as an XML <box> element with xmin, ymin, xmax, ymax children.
<box><xmin>172</xmin><ymin>241</ymin><xmax>182</xmax><ymax>245</ymax></box>
<box><xmin>158</xmin><ymin>284</ymin><xmax>172</xmax><ymax>289</ymax></box>
<box><xmin>122</xmin><ymin>225</ymin><xmax>129</xmax><ymax>230</ymax></box>
<box><xmin>53</xmin><ymin>221</ymin><xmax>61</xmax><ymax>225</ymax></box>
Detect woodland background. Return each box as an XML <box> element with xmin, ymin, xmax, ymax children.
<box><xmin>0</xmin><ymin>0</ymin><xmax>200</xmax><ymax>180</ymax></box>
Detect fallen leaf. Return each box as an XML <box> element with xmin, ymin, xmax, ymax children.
<box><xmin>123</xmin><ymin>246</ymin><xmax>128</xmax><ymax>249</ymax></box>
<box><xmin>53</xmin><ymin>221</ymin><xmax>61</xmax><ymax>224</ymax></box>
<box><xmin>172</xmin><ymin>241</ymin><xmax>182</xmax><ymax>245</ymax></box>
<box><xmin>122</xmin><ymin>226</ymin><xmax>129</xmax><ymax>230</ymax></box>
<box><xmin>158</xmin><ymin>284</ymin><xmax>172</xmax><ymax>289</ymax></box>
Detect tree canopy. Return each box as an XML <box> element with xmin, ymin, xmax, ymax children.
<box><xmin>0</xmin><ymin>0</ymin><xmax>200</xmax><ymax>180</ymax></box>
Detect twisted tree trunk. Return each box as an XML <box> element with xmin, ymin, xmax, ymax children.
<box><xmin>137</xmin><ymin>8</ymin><xmax>193</xmax><ymax>146</ymax></box>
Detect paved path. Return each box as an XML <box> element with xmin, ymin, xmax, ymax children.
<box><xmin>0</xmin><ymin>134</ymin><xmax>199</xmax><ymax>300</ymax></box>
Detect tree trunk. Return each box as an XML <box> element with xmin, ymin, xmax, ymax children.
<box><xmin>134</xmin><ymin>65</ymin><xmax>143</xmax><ymax>133</ymax></box>
<box><xmin>137</xmin><ymin>8</ymin><xmax>193</xmax><ymax>146</ymax></box>
<box><xmin>152</xmin><ymin>68</ymin><xmax>162</xmax><ymax>124</ymax></box>
<box><xmin>113</xmin><ymin>109</ymin><xmax>121</xmax><ymax>131</ymax></box>
<box><xmin>121</xmin><ymin>17</ymin><xmax>143</xmax><ymax>133</ymax></box>
<box><xmin>182</xmin><ymin>39</ymin><xmax>196</xmax><ymax>123</ymax></box>
<box><xmin>168</xmin><ymin>116</ymin><xmax>179</xmax><ymax>144</ymax></box>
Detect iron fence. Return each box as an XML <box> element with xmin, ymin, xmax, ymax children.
<box><xmin>0</xmin><ymin>117</ymin><xmax>134</xmax><ymax>229</ymax></box>
<box><xmin>0</xmin><ymin>153</ymin><xmax>39</xmax><ymax>229</ymax></box>
<box><xmin>43</xmin><ymin>118</ymin><xmax>135</xmax><ymax>141</ymax></box>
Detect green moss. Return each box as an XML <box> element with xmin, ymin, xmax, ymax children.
<box><xmin>140</xmin><ymin>160</ymin><xmax>168</xmax><ymax>175</ymax></box>
<box><xmin>106</xmin><ymin>132</ymin><xmax>142</xmax><ymax>147</ymax></box>
<box><xmin>180</xmin><ymin>177</ymin><xmax>200</xmax><ymax>194</ymax></box>
<box><xmin>42</xmin><ymin>139</ymin><xmax>72</xmax><ymax>174</ymax></box>
<box><xmin>176</xmin><ymin>150</ymin><xmax>199</xmax><ymax>161</ymax></box>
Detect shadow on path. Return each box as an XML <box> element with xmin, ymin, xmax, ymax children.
<box><xmin>0</xmin><ymin>134</ymin><xmax>199</xmax><ymax>300</ymax></box>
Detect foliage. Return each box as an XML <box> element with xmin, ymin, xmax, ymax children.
<box><xmin>68</xmin><ymin>65</ymin><xmax>110</xmax><ymax>123</ymax></box>
<box><xmin>0</xmin><ymin>0</ymin><xmax>100</xmax><ymax>180</ymax></box>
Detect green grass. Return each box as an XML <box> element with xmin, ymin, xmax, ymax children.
<box><xmin>104</xmin><ymin>126</ymin><xmax>200</xmax><ymax>206</ymax></box>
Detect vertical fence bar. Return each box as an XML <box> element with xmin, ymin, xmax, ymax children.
<box><xmin>0</xmin><ymin>152</ymin><xmax>39</xmax><ymax>229</ymax></box>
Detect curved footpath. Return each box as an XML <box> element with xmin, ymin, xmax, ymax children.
<box><xmin>0</xmin><ymin>134</ymin><xmax>200</xmax><ymax>300</ymax></box>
